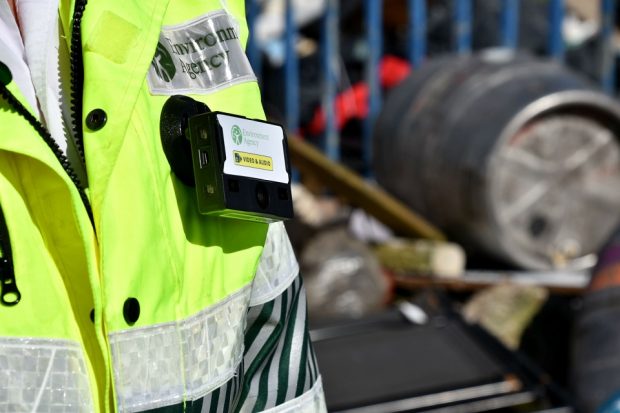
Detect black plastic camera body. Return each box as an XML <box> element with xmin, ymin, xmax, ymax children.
<box><xmin>186</xmin><ymin>111</ymin><xmax>294</xmax><ymax>223</ymax></box>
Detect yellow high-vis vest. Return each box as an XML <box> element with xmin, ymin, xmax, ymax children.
<box><xmin>0</xmin><ymin>1</ymin><xmax>324</xmax><ymax>412</ymax></box>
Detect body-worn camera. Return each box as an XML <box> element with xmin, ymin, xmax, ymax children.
<box><xmin>160</xmin><ymin>95</ymin><xmax>293</xmax><ymax>223</ymax></box>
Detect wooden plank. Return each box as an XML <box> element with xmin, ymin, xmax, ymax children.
<box><xmin>393</xmin><ymin>271</ymin><xmax>588</xmax><ymax>296</ymax></box>
<box><xmin>288</xmin><ymin>136</ymin><xmax>446</xmax><ymax>241</ymax></box>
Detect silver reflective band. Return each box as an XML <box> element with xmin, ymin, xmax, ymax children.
<box><xmin>0</xmin><ymin>337</ymin><xmax>93</xmax><ymax>412</ymax></box>
<box><xmin>109</xmin><ymin>286</ymin><xmax>251</xmax><ymax>412</ymax></box>
<box><xmin>147</xmin><ymin>10</ymin><xmax>256</xmax><ymax>96</ymax></box>
<box><xmin>257</xmin><ymin>377</ymin><xmax>327</xmax><ymax>413</ymax></box>
<box><xmin>250</xmin><ymin>222</ymin><xmax>299</xmax><ymax>306</ymax></box>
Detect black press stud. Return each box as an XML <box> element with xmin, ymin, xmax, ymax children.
<box><xmin>90</xmin><ymin>309</ymin><xmax>95</xmax><ymax>323</ymax></box>
<box><xmin>123</xmin><ymin>297</ymin><xmax>140</xmax><ymax>325</ymax></box>
<box><xmin>85</xmin><ymin>109</ymin><xmax>107</xmax><ymax>131</ymax></box>
<box><xmin>0</xmin><ymin>62</ymin><xmax>12</xmax><ymax>87</ymax></box>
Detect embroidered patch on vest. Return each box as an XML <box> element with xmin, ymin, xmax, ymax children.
<box><xmin>147</xmin><ymin>10</ymin><xmax>256</xmax><ymax>95</ymax></box>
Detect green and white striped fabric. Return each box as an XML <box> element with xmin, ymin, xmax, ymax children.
<box><xmin>145</xmin><ymin>276</ymin><xmax>325</xmax><ymax>413</ymax></box>
<box><xmin>202</xmin><ymin>275</ymin><xmax>325</xmax><ymax>413</ymax></box>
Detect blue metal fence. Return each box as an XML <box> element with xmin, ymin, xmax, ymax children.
<box><xmin>322</xmin><ymin>0</ymin><xmax>339</xmax><ymax>160</ymax></box>
<box><xmin>548</xmin><ymin>0</ymin><xmax>565</xmax><ymax>59</ymax></box>
<box><xmin>364</xmin><ymin>0</ymin><xmax>383</xmax><ymax>171</ymax></box>
<box><xmin>408</xmin><ymin>0</ymin><xmax>427</xmax><ymax>66</ymax></box>
<box><xmin>500</xmin><ymin>0</ymin><xmax>518</xmax><ymax>49</ymax></box>
<box><xmin>454</xmin><ymin>0</ymin><xmax>473</xmax><ymax>54</ymax></box>
<box><xmin>246</xmin><ymin>0</ymin><xmax>618</xmax><ymax>173</ymax></box>
<box><xmin>602</xmin><ymin>0</ymin><xmax>618</xmax><ymax>93</ymax></box>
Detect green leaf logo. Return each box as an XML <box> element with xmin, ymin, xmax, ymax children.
<box><xmin>151</xmin><ymin>42</ymin><xmax>176</xmax><ymax>82</ymax></box>
<box><xmin>232</xmin><ymin>125</ymin><xmax>243</xmax><ymax>145</ymax></box>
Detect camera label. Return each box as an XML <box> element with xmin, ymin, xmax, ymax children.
<box><xmin>218</xmin><ymin>114</ymin><xmax>289</xmax><ymax>183</ymax></box>
<box><xmin>234</xmin><ymin>151</ymin><xmax>274</xmax><ymax>171</ymax></box>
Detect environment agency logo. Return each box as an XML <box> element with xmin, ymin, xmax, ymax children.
<box><xmin>232</xmin><ymin>125</ymin><xmax>243</xmax><ymax>145</ymax></box>
<box><xmin>151</xmin><ymin>42</ymin><xmax>176</xmax><ymax>82</ymax></box>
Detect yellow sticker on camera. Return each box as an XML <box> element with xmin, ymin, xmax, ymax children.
<box><xmin>233</xmin><ymin>151</ymin><xmax>273</xmax><ymax>171</ymax></box>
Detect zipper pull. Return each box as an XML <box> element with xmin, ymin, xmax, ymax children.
<box><xmin>0</xmin><ymin>204</ymin><xmax>19</xmax><ymax>306</ymax></box>
<box><xmin>0</xmin><ymin>257</ymin><xmax>20</xmax><ymax>306</ymax></box>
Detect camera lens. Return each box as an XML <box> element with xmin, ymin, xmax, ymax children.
<box><xmin>255</xmin><ymin>183</ymin><xmax>269</xmax><ymax>210</ymax></box>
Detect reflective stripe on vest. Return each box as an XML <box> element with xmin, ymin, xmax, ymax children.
<box><xmin>109</xmin><ymin>285</ymin><xmax>251</xmax><ymax>412</ymax></box>
<box><xmin>250</xmin><ymin>222</ymin><xmax>299</xmax><ymax>307</ymax></box>
<box><xmin>0</xmin><ymin>337</ymin><xmax>94</xmax><ymax>412</ymax></box>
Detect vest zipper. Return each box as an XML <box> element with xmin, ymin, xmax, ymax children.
<box><xmin>0</xmin><ymin>204</ymin><xmax>20</xmax><ymax>306</ymax></box>
<box><xmin>0</xmin><ymin>0</ymin><xmax>94</xmax><ymax>225</ymax></box>
<box><xmin>0</xmin><ymin>85</ymin><xmax>94</xmax><ymax>224</ymax></box>
<box><xmin>69</xmin><ymin>0</ymin><xmax>88</xmax><ymax>164</ymax></box>
<box><xmin>0</xmin><ymin>0</ymin><xmax>93</xmax><ymax>305</ymax></box>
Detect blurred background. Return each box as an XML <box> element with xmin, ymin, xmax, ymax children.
<box><xmin>247</xmin><ymin>1</ymin><xmax>620</xmax><ymax>412</ymax></box>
